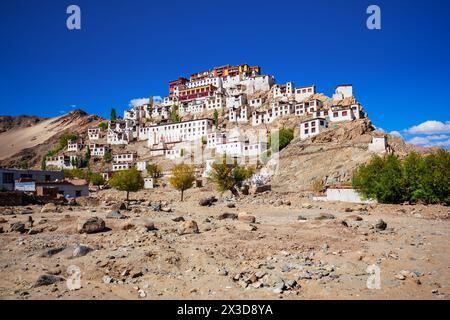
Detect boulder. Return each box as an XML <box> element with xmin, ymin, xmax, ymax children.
<box><xmin>236</xmin><ymin>223</ymin><xmax>257</xmax><ymax>232</ymax></box>
<box><xmin>76</xmin><ymin>197</ymin><xmax>99</xmax><ymax>207</ymax></box>
<box><xmin>199</xmin><ymin>196</ymin><xmax>217</xmax><ymax>207</ymax></box>
<box><xmin>172</xmin><ymin>216</ymin><xmax>185</xmax><ymax>222</ymax></box>
<box><xmin>72</xmin><ymin>245</ymin><xmax>92</xmax><ymax>258</ymax></box>
<box><xmin>150</xmin><ymin>203</ymin><xmax>162</xmax><ymax>212</ymax></box>
<box><xmin>217</xmin><ymin>213</ymin><xmax>238</xmax><ymax>220</ymax></box>
<box><xmin>315</xmin><ymin>213</ymin><xmax>336</xmax><ymax>220</ymax></box>
<box><xmin>238</xmin><ymin>212</ymin><xmax>256</xmax><ymax>223</ymax></box>
<box><xmin>375</xmin><ymin>219</ymin><xmax>387</xmax><ymax>231</ymax></box>
<box><xmin>226</xmin><ymin>202</ymin><xmax>236</xmax><ymax>208</ymax></box>
<box><xmin>9</xmin><ymin>222</ymin><xmax>26</xmax><ymax>233</ymax></box>
<box><xmin>34</xmin><ymin>274</ymin><xmax>63</xmax><ymax>287</ymax></box>
<box><xmin>178</xmin><ymin>220</ymin><xmax>199</xmax><ymax>235</ymax></box>
<box><xmin>40</xmin><ymin>203</ymin><xmax>57</xmax><ymax>213</ymax></box>
<box><xmin>132</xmin><ymin>217</ymin><xmax>156</xmax><ymax>231</ymax></box>
<box><xmin>77</xmin><ymin>217</ymin><xmax>106</xmax><ymax>234</ymax></box>
<box><xmin>106</xmin><ymin>210</ymin><xmax>126</xmax><ymax>219</ymax></box>
<box><xmin>111</xmin><ymin>202</ymin><xmax>127</xmax><ymax>211</ymax></box>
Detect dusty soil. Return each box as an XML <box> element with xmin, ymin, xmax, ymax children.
<box><xmin>0</xmin><ymin>187</ymin><xmax>448</xmax><ymax>300</ymax></box>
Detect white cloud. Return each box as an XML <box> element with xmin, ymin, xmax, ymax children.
<box><xmin>407</xmin><ymin>136</ymin><xmax>450</xmax><ymax>148</ymax></box>
<box><xmin>129</xmin><ymin>98</ymin><xmax>149</xmax><ymax>108</ymax></box>
<box><xmin>404</xmin><ymin>120</ymin><xmax>450</xmax><ymax>135</ymax></box>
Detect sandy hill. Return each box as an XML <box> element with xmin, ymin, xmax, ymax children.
<box><xmin>0</xmin><ymin>109</ymin><xmax>103</xmax><ymax>169</ymax></box>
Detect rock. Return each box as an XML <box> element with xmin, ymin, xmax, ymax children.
<box><xmin>0</xmin><ymin>226</ymin><xmax>3</xmax><ymax>233</ymax></box>
<box><xmin>41</xmin><ymin>247</ymin><xmax>66</xmax><ymax>258</ymax></box>
<box><xmin>35</xmin><ymin>274</ymin><xmax>63</xmax><ymax>287</ymax></box>
<box><xmin>27</xmin><ymin>228</ymin><xmax>43</xmax><ymax>235</ymax></box>
<box><xmin>111</xmin><ymin>202</ymin><xmax>127</xmax><ymax>211</ymax></box>
<box><xmin>344</xmin><ymin>207</ymin><xmax>354</xmax><ymax>212</ymax></box>
<box><xmin>76</xmin><ymin>197</ymin><xmax>99</xmax><ymax>207</ymax></box>
<box><xmin>375</xmin><ymin>219</ymin><xmax>387</xmax><ymax>231</ymax></box>
<box><xmin>395</xmin><ymin>274</ymin><xmax>406</xmax><ymax>281</ymax></box>
<box><xmin>131</xmin><ymin>271</ymin><xmax>143</xmax><ymax>278</ymax></box>
<box><xmin>217</xmin><ymin>268</ymin><xmax>228</xmax><ymax>276</ymax></box>
<box><xmin>178</xmin><ymin>220</ymin><xmax>199</xmax><ymax>235</ymax></box>
<box><xmin>226</xmin><ymin>202</ymin><xmax>236</xmax><ymax>208</ymax></box>
<box><xmin>150</xmin><ymin>203</ymin><xmax>162</xmax><ymax>212</ymax></box>
<box><xmin>253</xmin><ymin>184</ymin><xmax>271</xmax><ymax>194</ymax></box>
<box><xmin>199</xmin><ymin>196</ymin><xmax>217</xmax><ymax>207</ymax></box>
<box><xmin>298</xmin><ymin>271</ymin><xmax>312</xmax><ymax>280</ymax></box>
<box><xmin>297</xmin><ymin>215</ymin><xmax>307</xmax><ymax>221</ymax></box>
<box><xmin>284</xmin><ymin>200</ymin><xmax>291</xmax><ymax>206</ymax></box>
<box><xmin>302</xmin><ymin>203</ymin><xmax>313</xmax><ymax>209</ymax></box>
<box><xmin>0</xmin><ymin>217</ymin><xmax>7</xmax><ymax>223</ymax></box>
<box><xmin>102</xmin><ymin>276</ymin><xmax>113</xmax><ymax>284</ymax></box>
<box><xmin>273</xmin><ymin>281</ymin><xmax>285</xmax><ymax>294</ymax></box>
<box><xmin>72</xmin><ymin>245</ymin><xmax>92</xmax><ymax>258</ymax></box>
<box><xmin>285</xmin><ymin>279</ymin><xmax>297</xmax><ymax>289</ymax></box>
<box><xmin>217</xmin><ymin>212</ymin><xmax>238</xmax><ymax>220</ymax></box>
<box><xmin>172</xmin><ymin>216</ymin><xmax>185</xmax><ymax>222</ymax></box>
<box><xmin>77</xmin><ymin>217</ymin><xmax>106</xmax><ymax>234</ymax></box>
<box><xmin>138</xmin><ymin>289</ymin><xmax>146</xmax><ymax>298</ymax></box>
<box><xmin>40</xmin><ymin>203</ymin><xmax>57</xmax><ymax>213</ymax></box>
<box><xmin>9</xmin><ymin>222</ymin><xmax>26</xmax><ymax>233</ymax></box>
<box><xmin>106</xmin><ymin>210</ymin><xmax>127</xmax><ymax>219</ymax></box>
<box><xmin>345</xmin><ymin>215</ymin><xmax>363</xmax><ymax>221</ymax></box>
<box><xmin>315</xmin><ymin>213</ymin><xmax>336</xmax><ymax>220</ymax></box>
<box><xmin>236</xmin><ymin>223</ymin><xmax>257</xmax><ymax>232</ymax></box>
<box><xmin>238</xmin><ymin>212</ymin><xmax>256</xmax><ymax>223</ymax></box>
<box><xmin>132</xmin><ymin>217</ymin><xmax>156</xmax><ymax>231</ymax></box>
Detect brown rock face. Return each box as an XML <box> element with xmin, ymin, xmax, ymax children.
<box><xmin>40</xmin><ymin>203</ymin><xmax>57</xmax><ymax>213</ymax></box>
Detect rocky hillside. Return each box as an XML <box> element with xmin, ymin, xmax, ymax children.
<box><xmin>0</xmin><ymin>109</ymin><xmax>104</xmax><ymax>169</ymax></box>
<box><xmin>268</xmin><ymin>119</ymin><xmax>412</xmax><ymax>193</ymax></box>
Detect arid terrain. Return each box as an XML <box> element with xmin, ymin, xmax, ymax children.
<box><xmin>0</xmin><ymin>187</ymin><xmax>448</xmax><ymax>300</ymax></box>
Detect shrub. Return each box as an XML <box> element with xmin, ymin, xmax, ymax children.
<box><xmin>89</xmin><ymin>172</ymin><xmax>105</xmax><ymax>186</ymax></box>
<box><xmin>146</xmin><ymin>163</ymin><xmax>162</xmax><ymax>180</ymax></box>
<box><xmin>103</xmin><ymin>152</ymin><xmax>112</xmax><ymax>163</ymax></box>
<box><xmin>207</xmin><ymin>158</ymin><xmax>254</xmax><ymax>196</ymax></box>
<box><xmin>269</xmin><ymin>128</ymin><xmax>294</xmax><ymax>153</ymax></box>
<box><xmin>353</xmin><ymin>150</ymin><xmax>449</xmax><ymax>204</ymax></box>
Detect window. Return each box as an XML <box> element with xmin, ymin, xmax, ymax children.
<box><xmin>76</xmin><ymin>190</ymin><xmax>82</xmax><ymax>197</ymax></box>
<box><xmin>304</xmin><ymin>129</ymin><xmax>309</xmax><ymax>134</ymax></box>
<box><xmin>342</xmin><ymin>111</ymin><xmax>348</xmax><ymax>116</ymax></box>
<box><xmin>312</xmin><ymin>128</ymin><xmax>316</xmax><ymax>133</ymax></box>
<box><xmin>304</xmin><ymin>123</ymin><xmax>309</xmax><ymax>128</ymax></box>
<box><xmin>333</xmin><ymin>112</ymin><xmax>338</xmax><ymax>117</ymax></box>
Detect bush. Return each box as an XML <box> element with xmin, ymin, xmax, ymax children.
<box><xmin>89</xmin><ymin>172</ymin><xmax>105</xmax><ymax>186</ymax></box>
<box><xmin>168</xmin><ymin>164</ymin><xmax>196</xmax><ymax>201</ymax></box>
<box><xmin>108</xmin><ymin>168</ymin><xmax>144</xmax><ymax>201</ymax></box>
<box><xmin>269</xmin><ymin>128</ymin><xmax>294</xmax><ymax>153</ymax></box>
<box><xmin>207</xmin><ymin>158</ymin><xmax>254</xmax><ymax>196</ymax></box>
<box><xmin>353</xmin><ymin>150</ymin><xmax>449</xmax><ymax>204</ymax></box>
<box><xmin>146</xmin><ymin>163</ymin><xmax>162</xmax><ymax>180</ymax></box>
<box><xmin>98</xmin><ymin>122</ymin><xmax>108</xmax><ymax>130</ymax></box>
<box><xmin>311</xmin><ymin>178</ymin><xmax>325</xmax><ymax>194</ymax></box>
<box><xmin>103</xmin><ymin>152</ymin><xmax>112</xmax><ymax>163</ymax></box>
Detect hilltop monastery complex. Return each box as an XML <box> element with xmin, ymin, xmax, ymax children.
<box><xmin>45</xmin><ymin>63</ymin><xmax>378</xmax><ymax>180</ymax></box>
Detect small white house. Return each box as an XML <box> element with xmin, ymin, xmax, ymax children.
<box><xmin>88</xmin><ymin>128</ymin><xmax>101</xmax><ymax>140</ymax></box>
<box><xmin>368</xmin><ymin>136</ymin><xmax>387</xmax><ymax>153</ymax></box>
<box><xmin>333</xmin><ymin>84</ymin><xmax>353</xmax><ymax>101</ymax></box>
<box><xmin>299</xmin><ymin>118</ymin><xmax>328</xmax><ymax>140</ymax></box>
<box><xmin>113</xmin><ymin>153</ymin><xmax>136</xmax><ymax>163</ymax></box>
<box><xmin>136</xmin><ymin>161</ymin><xmax>147</xmax><ymax>171</ymax></box>
<box><xmin>67</xmin><ymin>139</ymin><xmax>83</xmax><ymax>152</ymax></box>
<box><xmin>144</xmin><ymin>178</ymin><xmax>154</xmax><ymax>189</ymax></box>
<box><xmin>295</xmin><ymin>85</ymin><xmax>315</xmax><ymax>102</ymax></box>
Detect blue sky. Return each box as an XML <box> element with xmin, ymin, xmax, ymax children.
<box><xmin>1</xmin><ymin>0</ymin><xmax>449</xmax><ymax>146</ymax></box>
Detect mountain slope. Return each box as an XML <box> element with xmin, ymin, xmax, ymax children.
<box><xmin>0</xmin><ymin>109</ymin><xmax>103</xmax><ymax>168</ymax></box>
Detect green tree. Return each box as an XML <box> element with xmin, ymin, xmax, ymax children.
<box><xmin>64</xmin><ymin>168</ymin><xmax>88</xmax><ymax>180</ymax></box>
<box><xmin>110</xmin><ymin>108</ymin><xmax>117</xmax><ymax>121</ymax></box>
<box><xmin>168</xmin><ymin>164</ymin><xmax>196</xmax><ymax>201</ymax></box>
<box><xmin>207</xmin><ymin>158</ymin><xmax>254</xmax><ymax>197</ymax></box>
<box><xmin>103</xmin><ymin>151</ymin><xmax>112</xmax><ymax>162</ymax></box>
<box><xmin>213</xmin><ymin>110</ymin><xmax>219</xmax><ymax>129</ymax></box>
<box><xmin>58</xmin><ymin>133</ymin><xmax>78</xmax><ymax>152</ymax></box>
<box><xmin>170</xmin><ymin>105</ymin><xmax>180</xmax><ymax>123</ymax></box>
<box><xmin>89</xmin><ymin>172</ymin><xmax>105</xmax><ymax>187</ymax></box>
<box><xmin>98</xmin><ymin>122</ymin><xmax>108</xmax><ymax>130</ymax></box>
<box><xmin>108</xmin><ymin>168</ymin><xmax>144</xmax><ymax>201</ymax></box>
<box><xmin>146</xmin><ymin>163</ymin><xmax>162</xmax><ymax>180</ymax></box>
<box><xmin>85</xmin><ymin>147</ymin><xmax>91</xmax><ymax>162</ymax></box>
<box><xmin>269</xmin><ymin>128</ymin><xmax>294</xmax><ymax>153</ymax></box>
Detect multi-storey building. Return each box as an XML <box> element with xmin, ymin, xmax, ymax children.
<box><xmin>88</xmin><ymin>128</ymin><xmax>101</xmax><ymax>140</ymax></box>
<box><xmin>295</xmin><ymin>85</ymin><xmax>316</xmax><ymax>102</ymax></box>
<box><xmin>67</xmin><ymin>139</ymin><xmax>84</xmax><ymax>152</ymax></box>
<box><xmin>147</xmin><ymin>118</ymin><xmax>213</xmax><ymax>146</ymax></box>
<box><xmin>45</xmin><ymin>154</ymin><xmax>81</xmax><ymax>170</ymax></box>
<box><xmin>113</xmin><ymin>152</ymin><xmax>136</xmax><ymax>163</ymax></box>
<box><xmin>89</xmin><ymin>143</ymin><xmax>110</xmax><ymax>157</ymax></box>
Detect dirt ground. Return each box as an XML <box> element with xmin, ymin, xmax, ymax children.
<box><xmin>0</xmin><ymin>186</ymin><xmax>449</xmax><ymax>300</ymax></box>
